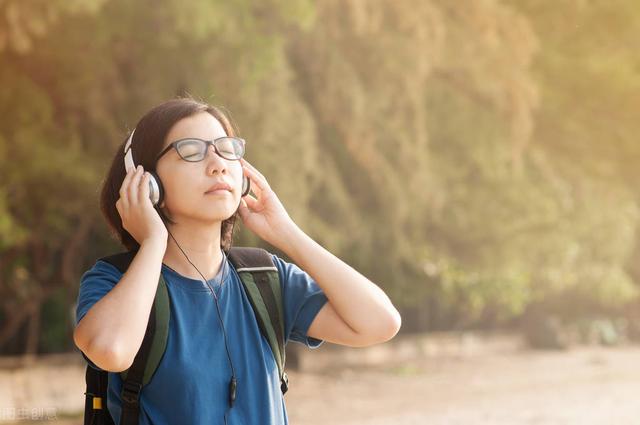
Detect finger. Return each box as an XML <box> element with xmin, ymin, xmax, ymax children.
<box><xmin>119</xmin><ymin>167</ymin><xmax>137</xmax><ymax>208</ymax></box>
<box><xmin>115</xmin><ymin>197</ymin><xmax>124</xmax><ymax>214</ymax></box>
<box><xmin>127</xmin><ymin>165</ymin><xmax>144</xmax><ymax>203</ymax></box>
<box><xmin>238</xmin><ymin>199</ymin><xmax>249</xmax><ymax>220</ymax></box>
<box><xmin>243</xmin><ymin>193</ymin><xmax>259</xmax><ymax>210</ymax></box>
<box><xmin>242</xmin><ymin>163</ymin><xmax>267</xmax><ymax>198</ymax></box>
<box><xmin>242</xmin><ymin>165</ymin><xmax>260</xmax><ymax>197</ymax></box>
<box><xmin>138</xmin><ymin>171</ymin><xmax>150</xmax><ymax>203</ymax></box>
<box><xmin>241</xmin><ymin>158</ymin><xmax>268</xmax><ymax>183</ymax></box>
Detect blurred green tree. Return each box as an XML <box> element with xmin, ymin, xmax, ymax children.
<box><xmin>1</xmin><ymin>0</ymin><xmax>640</xmax><ymax>354</ymax></box>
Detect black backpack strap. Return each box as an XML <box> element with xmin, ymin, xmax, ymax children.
<box><xmin>96</xmin><ymin>249</ymin><xmax>170</xmax><ymax>425</ymax></box>
<box><xmin>118</xmin><ymin>301</ymin><xmax>157</xmax><ymax>425</ymax></box>
<box><xmin>99</xmin><ymin>250</ymin><xmax>138</xmax><ymax>275</ymax></box>
<box><xmin>80</xmin><ymin>251</ymin><xmax>141</xmax><ymax>425</ymax></box>
<box><xmin>227</xmin><ymin>247</ymin><xmax>288</xmax><ymax>394</ymax></box>
<box><xmin>84</xmin><ymin>366</ymin><xmax>115</xmax><ymax>425</ymax></box>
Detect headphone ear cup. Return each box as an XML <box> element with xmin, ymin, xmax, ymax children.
<box><xmin>241</xmin><ymin>175</ymin><xmax>251</xmax><ymax>197</ymax></box>
<box><xmin>148</xmin><ymin>171</ymin><xmax>165</xmax><ymax>206</ymax></box>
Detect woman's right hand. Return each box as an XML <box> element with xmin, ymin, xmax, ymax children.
<box><xmin>116</xmin><ymin>165</ymin><xmax>168</xmax><ymax>246</ymax></box>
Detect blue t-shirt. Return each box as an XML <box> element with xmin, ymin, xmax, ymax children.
<box><xmin>74</xmin><ymin>252</ymin><xmax>329</xmax><ymax>425</ymax></box>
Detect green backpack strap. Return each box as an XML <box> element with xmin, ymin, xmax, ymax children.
<box><xmin>98</xmin><ymin>250</ymin><xmax>170</xmax><ymax>425</ymax></box>
<box><xmin>227</xmin><ymin>247</ymin><xmax>289</xmax><ymax>394</ymax></box>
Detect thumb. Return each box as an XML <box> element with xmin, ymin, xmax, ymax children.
<box><xmin>238</xmin><ymin>198</ymin><xmax>249</xmax><ymax>220</ymax></box>
<box><xmin>243</xmin><ymin>193</ymin><xmax>259</xmax><ymax>210</ymax></box>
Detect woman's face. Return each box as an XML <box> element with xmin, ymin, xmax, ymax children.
<box><xmin>155</xmin><ymin>111</ymin><xmax>243</xmax><ymax>224</ymax></box>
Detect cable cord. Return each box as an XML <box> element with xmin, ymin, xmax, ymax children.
<box><xmin>165</xmin><ymin>227</ymin><xmax>237</xmax><ymax>377</ymax></box>
<box><xmin>162</xmin><ymin>222</ymin><xmax>238</xmax><ymax>424</ymax></box>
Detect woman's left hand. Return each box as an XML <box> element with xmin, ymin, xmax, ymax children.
<box><xmin>237</xmin><ymin>158</ymin><xmax>298</xmax><ymax>247</ymax></box>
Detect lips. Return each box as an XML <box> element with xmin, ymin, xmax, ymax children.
<box><xmin>205</xmin><ymin>181</ymin><xmax>232</xmax><ymax>193</ymax></box>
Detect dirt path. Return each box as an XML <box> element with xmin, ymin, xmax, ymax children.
<box><xmin>285</xmin><ymin>345</ymin><xmax>640</xmax><ymax>424</ymax></box>
<box><xmin>4</xmin><ymin>345</ymin><xmax>640</xmax><ymax>424</ymax></box>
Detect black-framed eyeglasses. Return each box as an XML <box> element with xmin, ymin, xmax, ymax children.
<box><xmin>156</xmin><ymin>137</ymin><xmax>246</xmax><ymax>162</ymax></box>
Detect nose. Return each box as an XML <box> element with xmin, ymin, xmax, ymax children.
<box><xmin>205</xmin><ymin>143</ymin><xmax>228</xmax><ymax>175</ymax></box>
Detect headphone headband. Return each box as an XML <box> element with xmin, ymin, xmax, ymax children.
<box><xmin>123</xmin><ymin>128</ymin><xmax>136</xmax><ymax>174</ymax></box>
<box><xmin>123</xmin><ymin>128</ymin><xmax>161</xmax><ymax>205</ymax></box>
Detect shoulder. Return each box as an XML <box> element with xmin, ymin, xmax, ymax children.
<box><xmin>79</xmin><ymin>257</ymin><xmax>125</xmax><ymax>288</ymax></box>
<box><xmin>75</xmin><ymin>258</ymin><xmax>126</xmax><ymax>327</ymax></box>
<box><xmin>267</xmin><ymin>253</ymin><xmax>306</xmax><ymax>282</ymax></box>
<box><xmin>227</xmin><ymin>247</ymin><xmax>309</xmax><ymax>285</ymax></box>
<box><xmin>80</xmin><ymin>249</ymin><xmax>138</xmax><ymax>281</ymax></box>
<box><xmin>227</xmin><ymin>247</ymin><xmax>291</xmax><ymax>280</ymax></box>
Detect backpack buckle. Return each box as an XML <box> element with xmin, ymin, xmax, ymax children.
<box><xmin>280</xmin><ymin>371</ymin><xmax>289</xmax><ymax>395</ymax></box>
<box><xmin>121</xmin><ymin>381</ymin><xmax>143</xmax><ymax>404</ymax></box>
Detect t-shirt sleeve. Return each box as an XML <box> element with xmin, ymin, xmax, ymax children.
<box><xmin>271</xmin><ymin>254</ymin><xmax>329</xmax><ymax>349</ymax></box>
<box><xmin>74</xmin><ymin>260</ymin><xmax>123</xmax><ymax>370</ymax></box>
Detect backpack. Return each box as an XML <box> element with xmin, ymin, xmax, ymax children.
<box><xmin>81</xmin><ymin>246</ymin><xmax>288</xmax><ymax>425</ymax></box>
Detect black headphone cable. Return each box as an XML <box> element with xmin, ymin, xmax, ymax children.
<box><xmin>162</xmin><ymin>220</ymin><xmax>238</xmax><ymax>412</ymax></box>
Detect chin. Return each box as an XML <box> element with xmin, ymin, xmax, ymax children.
<box><xmin>202</xmin><ymin>206</ymin><xmax>237</xmax><ymax>221</ymax></box>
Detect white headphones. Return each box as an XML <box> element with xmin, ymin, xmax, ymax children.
<box><xmin>123</xmin><ymin>128</ymin><xmax>164</xmax><ymax>206</ymax></box>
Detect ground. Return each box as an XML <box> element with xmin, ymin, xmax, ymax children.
<box><xmin>285</xmin><ymin>345</ymin><xmax>640</xmax><ymax>424</ymax></box>
<box><xmin>4</xmin><ymin>345</ymin><xmax>640</xmax><ymax>424</ymax></box>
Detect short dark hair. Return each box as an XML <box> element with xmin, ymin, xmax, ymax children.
<box><xmin>100</xmin><ymin>96</ymin><xmax>241</xmax><ymax>252</ymax></box>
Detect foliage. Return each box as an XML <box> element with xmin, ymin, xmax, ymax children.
<box><xmin>1</xmin><ymin>0</ymin><xmax>639</xmax><ymax>353</ymax></box>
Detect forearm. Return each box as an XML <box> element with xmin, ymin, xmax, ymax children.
<box><xmin>73</xmin><ymin>239</ymin><xmax>166</xmax><ymax>371</ymax></box>
<box><xmin>277</xmin><ymin>224</ymin><xmax>401</xmax><ymax>339</ymax></box>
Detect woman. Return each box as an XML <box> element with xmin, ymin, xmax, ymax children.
<box><xmin>73</xmin><ymin>97</ymin><xmax>401</xmax><ymax>424</ymax></box>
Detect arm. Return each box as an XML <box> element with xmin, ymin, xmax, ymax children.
<box><xmin>73</xmin><ymin>238</ymin><xmax>166</xmax><ymax>371</ymax></box>
<box><xmin>237</xmin><ymin>158</ymin><xmax>401</xmax><ymax>347</ymax></box>
<box><xmin>276</xmin><ymin>224</ymin><xmax>402</xmax><ymax>348</ymax></box>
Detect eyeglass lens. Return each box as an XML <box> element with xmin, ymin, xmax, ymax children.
<box><xmin>176</xmin><ymin>138</ymin><xmax>244</xmax><ymax>161</ymax></box>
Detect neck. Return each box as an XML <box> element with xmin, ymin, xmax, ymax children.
<box><xmin>162</xmin><ymin>220</ymin><xmax>225</xmax><ymax>282</ymax></box>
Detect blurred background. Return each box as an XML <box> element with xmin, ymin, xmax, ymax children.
<box><xmin>2</xmin><ymin>0</ymin><xmax>640</xmax><ymax>423</ymax></box>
